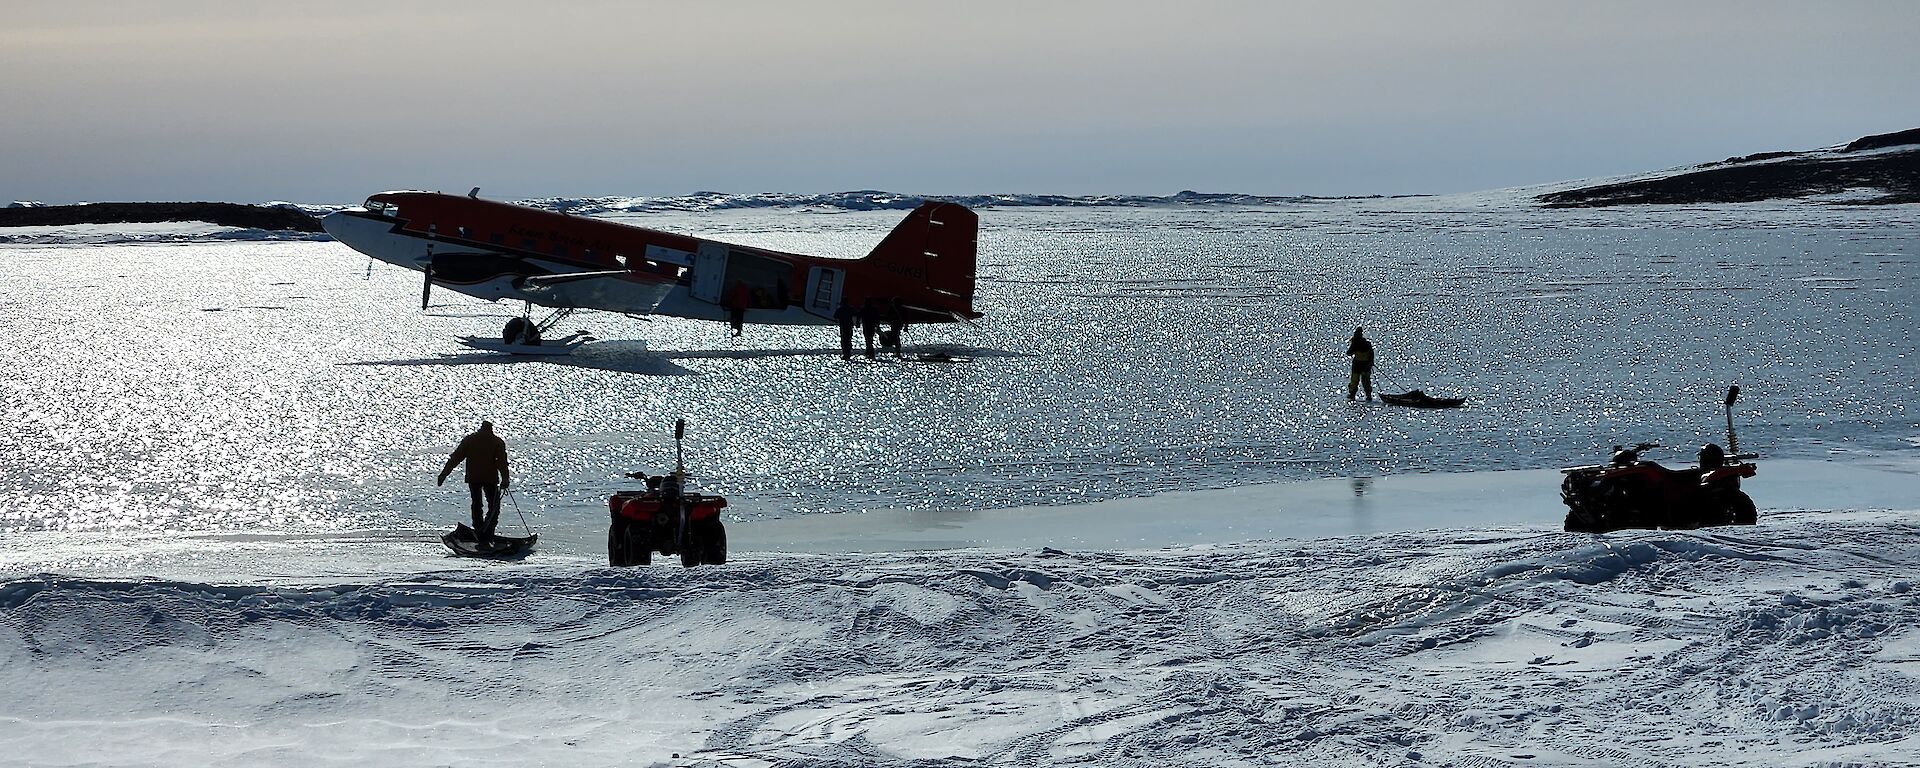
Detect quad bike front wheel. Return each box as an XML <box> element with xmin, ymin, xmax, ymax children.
<box><xmin>1729</xmin><ymin>491</ymin><xmax>1757</xmax><ymax>526</ymax></box>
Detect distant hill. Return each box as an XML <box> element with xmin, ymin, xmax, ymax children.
<box><xmin>0</xmin><ymin>202</ymin><xmax>324</xmax><ymax>231</ymax></box>
<box><xmin>1539</xmin><ymin>128</ymin><xmax>1920</xmax><ymax>207</ymax></box>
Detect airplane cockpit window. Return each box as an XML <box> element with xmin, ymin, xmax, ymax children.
<box><xmin>364</xmin><ymin>199</ymin><xmax>401</xmax><ymax>217</ymax></box>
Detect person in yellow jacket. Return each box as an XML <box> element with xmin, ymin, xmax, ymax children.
<box><xmin>438</xmin><ymin>421</ymin><xmax>511</xmax><ymax>540</ymax></box>
<box><xmin>1345</xmin><ymin>327</ymin><xmax>1375</xmax><ymax>401</ymax></box>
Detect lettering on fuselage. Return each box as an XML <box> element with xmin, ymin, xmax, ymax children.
<box><xmin>506</xmin><ymin>223</ymin><xmax>605</xmax><ymax>254</ymax></box>
<box><xmin>883</xmin><ymin>262</ymin><xmax>926</xmax><ymax>280</ymax></box>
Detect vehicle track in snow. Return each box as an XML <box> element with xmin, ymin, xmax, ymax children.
<box><xmin>1</xmin><ymin>513</ymin><xmax>1916</xmax><ymax>766</ymax></box>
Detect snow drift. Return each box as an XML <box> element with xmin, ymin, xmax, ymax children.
<box><xmin>2</xmin><ymin>511</ymin><xmax>1914</xmax><ymax>767</ymax></box>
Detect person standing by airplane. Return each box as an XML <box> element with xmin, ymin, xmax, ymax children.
<box><xmin>1345</xmin><ymin>327</ymin><xmax>1375</xmax><ymax>401</ymax></box>
<box><xmin>438</xmin><ymin>420</ymin><xmax>512</xmax><ymax>541</ymax></box>
<box><xmin>834</xmin><ymin>299</ymin><xmax>857</xmax><ymax>360</ymax></box>
<box><xmin>858</xmin><ymin>298</ymin><xmax>881</xmax><ymax>360</ymax></box>
<box><xmin>727</xmin><ymin>282</ymin><xmax>750</xmax><ymax>337</ymax></box>
<box><xmin>885</xmin><ymin>299</ymin><xmax>908</xmax><ymax>357</ymax></box>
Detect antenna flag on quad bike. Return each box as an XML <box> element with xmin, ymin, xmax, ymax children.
<box><xmin>673</xmin><ymin>418</ymin><xmax>687</xmax><ymax>478</ymax></box>
<box><xmin>1724</xmin><ymin>383</ymin><xmax>1742</xmax><ymax>454</ymax></box>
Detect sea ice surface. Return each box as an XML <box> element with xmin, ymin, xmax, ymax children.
<box><xmin>0</xmin><ymin>195</ymin><xmax>1916</xmax><ymax>766</ymax></box>
<box><xmin>0</xmin><ymin>199</ymin><xmax>1914</xmax><ymax>543</ymax></box>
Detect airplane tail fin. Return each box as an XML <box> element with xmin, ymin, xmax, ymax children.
<box><xmin>858</xmin><ymin>201</ymin><xmax>980</xmax><ymax>321</ymax></box>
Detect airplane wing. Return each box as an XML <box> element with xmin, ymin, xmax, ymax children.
<box><xmin>417</xmin><ymin>250</ymin><xmax>676</xmax><ymax>314</ymax></box>
<box><xmin>516</xmin><ymin>270</ymin><xmax>677</xmax><ymax>313</ymax></box>
<box><xmin>899</xmin><ymin>301</ymin><xmax>982</xmax><ymax>325</ymax></box>
<box><xmin>518</xmin><ymin>270</ymin><xmax>636</xmax><ymax>287</ymax></box>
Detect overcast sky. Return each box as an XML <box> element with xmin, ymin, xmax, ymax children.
<box><xmin>3</xmin><ymin>1</ymin><xmax>1916</xmax><ymax>203</ymax></box>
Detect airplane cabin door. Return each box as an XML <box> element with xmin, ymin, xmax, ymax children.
<box><xmin>804</xmin><ymin>266</ymin><xmax>844</xmax><ymax>318</ymax></box>
<box><xmin>690</xmin><ymin>242</ymin><xmax>729</xmax><ymax>304</ymax></box>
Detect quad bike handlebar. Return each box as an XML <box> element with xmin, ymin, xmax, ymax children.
<box><xmin>1560</xmin><ymin>444</ymin><xmax>1759</xmax><ymax>474</ymax></box>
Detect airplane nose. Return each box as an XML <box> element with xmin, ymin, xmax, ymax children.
<box><xmin>319</xmin><ymin>210</ymin><xmax>352</xmax><ymax>241</ymax></box>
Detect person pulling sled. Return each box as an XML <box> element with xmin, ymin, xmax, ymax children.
<box><xmin>438</xmin><ymin>420</ymin><xmax>511</xmax><ymax>541</ymax></box>
<box><xmin>1345</xmin><ymin>327</ymin><xmax>1375</xmax><ymax>401</ymax></box>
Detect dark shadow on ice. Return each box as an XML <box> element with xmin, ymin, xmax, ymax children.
<box><xmin>343</xmin><ymin>342</ymin><xmax>1026</xmax><ymax>373</ymax></box>
<box><xmin>422</xmin><ymin>310</ymin><xmax>524</xmax><ymax>319</ymax></box>
<box><xmin>341</xmin><ymin>340</ymin><xmax>695</xmax><ymax>376</ymax></box>
<box><xmin>656</xmin><ymin>344</ymin><xmax>1031</xmax><ymax>361</ymax></box>
<box><xmin>658</xmin><ymin>346</ymin><xmax>855</xmax><ymax>361</ymax></box>
<box><xmin>442</xmin><ymin>546</ymin><xmax>538</xmax><ymax>563</ymax></box>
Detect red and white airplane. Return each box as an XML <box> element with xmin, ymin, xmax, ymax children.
<box><xmin>321</xmin><ymin>189</ymin><xmax>980</xmax><ymax>349</ymax></box>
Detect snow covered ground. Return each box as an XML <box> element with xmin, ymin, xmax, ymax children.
<box><xmin>1</xmin><ymin>193</ymin><xmax>1916</xmax><ymax>765</ymax></box>
<box><xmin>2</xmin><ymin>509</ymin><xmax>1915</xmax><ymax>767</ymax></box>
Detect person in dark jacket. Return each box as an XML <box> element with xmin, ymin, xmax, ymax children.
<box><xmin>858</xmin><ymin>298</ymin><xmax>880</xmax><ymax>360</ymax></box>
<box><xmin>1345</xmin><ymin>327</ymin><xmax>1375</xmax><ymax>401</ymax></box>
<box><xmin>438</xmin><ymin>420</ymin><xmax>512</xmax><ymax>540</ymax></box>
<box><xmin>884</xmin><ymin>299</ymin><xmax>907</xmax><ymax>357</ymax></box>
<box><xmin>727</xmin><ymin>282</ymin><xmax>750</xmax><ymax>337</ymax></box>
<box><xmin>833</xmin><ymin>300</ymin><xmax>857</xmax><ymax>360</ymax></box>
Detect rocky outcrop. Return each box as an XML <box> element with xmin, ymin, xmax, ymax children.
<box><xmin>1843</xmin><ymin>127</ymin><xmax>1920</xmax><ymax>153</ymax></box>
<box><xmin>1539</xmin><ymin>130</ymin><xmax>1920</xmax><ymax>208</ymax></box>
<box><xmin>0</xmin><ymin>202</ymin><xmax>324</xmax><ymax>231</ymax></box>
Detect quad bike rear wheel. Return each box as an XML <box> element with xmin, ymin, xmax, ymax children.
<box><xmin>607</xmin><ymin>513</ymin><xmax>653</xmax><ymax>566</ymax></box>
<box><xmin>1562</xmin><ymin>473</ymin><xmax>1608</xmax><ymax>532</ymax></box>
<box><xmin>607</xmin><ymin>514</ymin><xmax>623</xmax><ymax>566</ymax></box>
<box><xmin>681</xmin><ymin>526</ymin><xmax>702</xmax><ymax>568</ymax></box>
<box><xmin>701</xmin><ymin>520</ymin><xmax>727</xmax><ymax>565</ymax></box>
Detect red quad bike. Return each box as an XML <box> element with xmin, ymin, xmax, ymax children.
<box><xmin>1561</xmin><ymin>385</ymin><xmax>1760</xmax><ymax>533</ymax></box>
<box><xmin>607</xmin><ymin>419</ymin><xmax>729</xmax><ymax>567</ymax></box>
